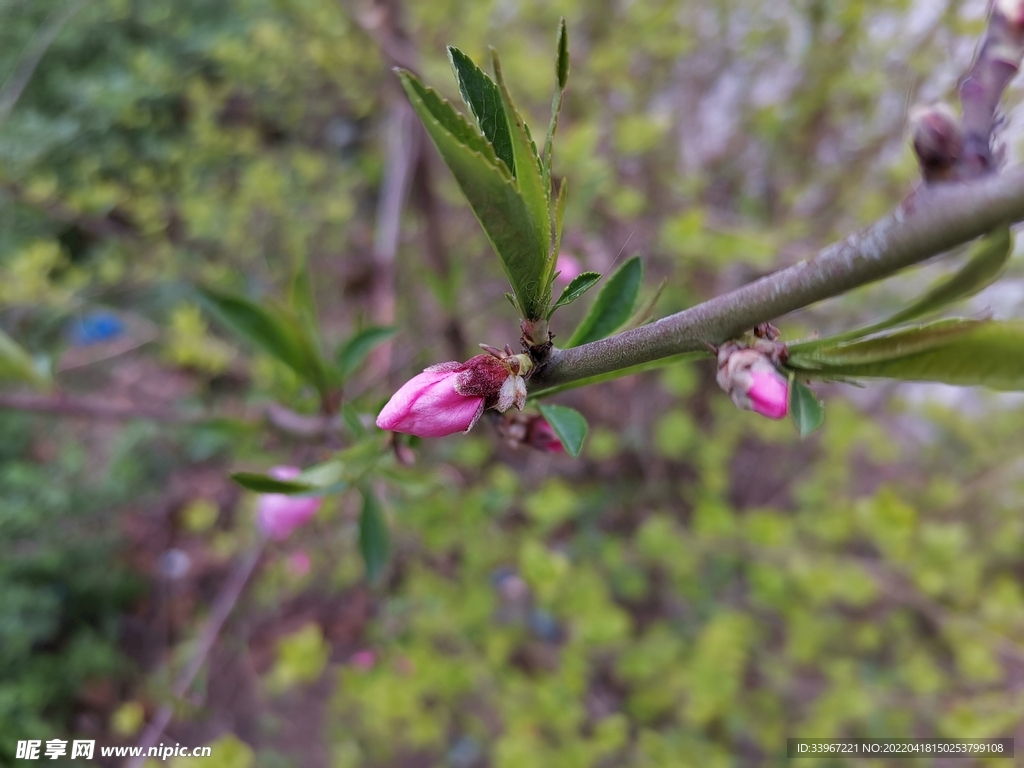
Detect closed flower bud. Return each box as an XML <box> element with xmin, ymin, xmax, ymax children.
<box><xmin>256</xmin><ymin>466</ymin><xmax>323</xmax><ymax>540</ymax></box>
<box><xmin>527</xmin><ymin>416</ymin><xmax>565</xmax><ymax>453</ymax></box>
<box><xmin>716</xmin><ymin>342</ymin><xmax>789</xmax><ymax>420</ymax></box>
<box><xmin>377</xmin><ymin>353</ymin><xmax>532</xmax><ymax>438</ymax></box>
<box><xmin>909</xmin><ymin>104</ymin><xmax>962</xmax><ymax>181</ymax></box>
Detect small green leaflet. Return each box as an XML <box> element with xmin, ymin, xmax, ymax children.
<box><xmin>549</xmin><ymin>271</ymin><xmax>601</xmax><ymax>317</ymax></box>
<box><xmin>788</xmin><ymin>377</ymin><xmax>824</xmax><ymax>437</ymax></box>
<box><xmin>448</xmin><ymin>46</ymin><xmax>515</xmax><ymax>176</ymax></box>
<box><xmin>538</xmin><ymin>403</ymin><xmax>588</xmax><ymax>457</ymax></box>
<box><xmin>542</xmin><ymin>17</ymin><xmax>570</xmax><ymax>182</ymax></box>
<box><xmin>359</xmin><ymin>486</ymin><xmax>391</xmax><ymax>584</ymax></box>
<box><xmin>232</xmin><ymin>459</ymin><xmax>346</xmax><ymax>497</ymax></box>
<box><xmin>337</xmin><ymin>326</ymin><xmax>396</xmax><ymax>380</ymax></box>
<box><xmin>566</xmin><ymin>256</ymin><xmax>643</xmax><ymax>347</ymax></box>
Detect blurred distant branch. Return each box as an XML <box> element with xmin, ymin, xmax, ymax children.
<box><xmin>0</xmin><ymin>392</ymin><xmax>343</xmax><ymax>437</ymax></box>
<box><xmin>0</xmin><ymin>0</ymin><xmax>86</xmax><ymax>124</ymax></box>
<box><xmin>128</xmin><ymin>539</ymin><xmax>267</xmax><ymax>768</ymax></box>
<box><xmin>533</xmin><ymin>5</ymin><xmax>1024</xmax><ymax>391</ymax></box>
<box><xmin>534</xmin><ymin>169</ymin><xmax>1024</xmax><ymax>389</ymax></box>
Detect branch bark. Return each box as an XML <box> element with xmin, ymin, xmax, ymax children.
<box><xmin>531</xmin><ymin>168</ymin><xmax>1024</xmax><ymax>389</ymax></box>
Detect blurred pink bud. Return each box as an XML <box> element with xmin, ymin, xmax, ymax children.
<box><xmin>377</xmin><ymin>354</ymin><xmax>531</xmax><ymax>438</ymax></box>
<box><xmin>555</xmin><ymin>254</ymin><xmax>583</xmax><ymax>285</ymax></box>
<box><xmin>256</xmin><ymin>467</ymin><xmax>323</xmax><ymax>540</ymax></box>
<box><xmin>527</xmin><ymin>417</ymin><xmax>564</xmax><ymax>453</ymax></box>
<box><xmin>998</xmin><ymin>0</ymin><xmax>1024</xmax><ymax>27</ymax></box>
<box><xmin>909</xmin><ymin>104</ymin><xmax>962</xmax><ymax>180</ymax></box>
<box><xmin>287</xmin><ymin>550</ymin><xmax>311</xmax><ymax>577</ymax></box>
<box><xmin>350</xmin><ymin>649</ymin><xmax>376</xmax><ymax>669</ymax></box>
<box><xmin>717</xmin><ymin>343</ymin><xmax>789</xmax><ymax>420</ymax></box>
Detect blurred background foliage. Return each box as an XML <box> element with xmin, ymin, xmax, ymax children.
<box><xmin>3</xmin><ymin>0</ymin><xmax>1024</xmax><ymax>765</ymax></box>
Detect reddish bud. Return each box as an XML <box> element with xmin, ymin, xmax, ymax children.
<box><xmin>909</xmin><ymin>104</ymin><xmax>963</xmax><ymax>181</ymax></box>
<box><xmin>256</xmin><ymin>466</ymin><xmax>323</xmax><ymax>540</ymax></box>
<box><xmin>717</xmin><ymin>343</ymin><xmax>789</xmax><ymax>420</ymax></box>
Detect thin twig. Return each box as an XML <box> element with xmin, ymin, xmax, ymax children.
<box><xmin>127</xmin><ymin>540</ymin><xmax>267</xmax><ymax>768</ymax></box>
<box><xmin>0</xmin><ymin>392</ymin><xmax>343</xmax><ymax>437</ymax></box>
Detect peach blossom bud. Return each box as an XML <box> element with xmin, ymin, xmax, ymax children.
<box><xmin>256</xmin><ymin>467</ymin><xmax>323</xmax><ymax>540</ymax></box>
<box><xmin>377</xmin><ymin>353</ymin><xmax>532</xmax><ymax>438</ymax></box>
<box><xmin>376</xmin><ymin>362</ymin><xmax>485</xmax><ymax>437</ymax></box>
<box><xmin>909</xmin><ymin>104</ymin><xmax>962</xmax><ymax>181</ymax></box>
<box><xmin>717</xmin><ymin>343</ymin><xmax>789</xmax><ymax>420</ymax></box>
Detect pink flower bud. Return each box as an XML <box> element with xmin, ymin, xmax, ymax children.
<box><xmin>909</xmin><ymin>104</ymin><xmax>962</xmax><ymax>181</ymax></box>
<box><xmin>377</xmin><ymin>353</ymin><xmax>532</xmax><ymax>438</ymax></box>
<box><xmin>256</xmin><ymin>466</ymin><xmax>323</xmax><ymax>540</ymax></box>
<box><xmin>555</xmin><ymin>254</ymin><xmax>583</xmax><ymax>285</ymax></box>
<box><xmin>716</xmin><ymin>343</ymin><xmax>789</xmax><ymax>420</ymax></box>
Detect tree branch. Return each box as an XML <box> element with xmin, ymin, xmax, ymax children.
<box><xmin>532</xmin><ymin>168</ymin><xmax>1024</xmax><ymax>389</ymax></box>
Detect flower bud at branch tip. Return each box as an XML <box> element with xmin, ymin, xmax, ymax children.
<box><xmin>377</xmin><ymin>349</ymin><xmax>533</xmax><ymax>438</ymax></box>
<box><xmin>997</xmin><ymin>0</ymin><xmax>1024</xmax><ymax>29</ymax></box>
<box><xmin>716</xmin><ymin>342</ymin><xmax>789</xmax><ymax>420</ymax></box>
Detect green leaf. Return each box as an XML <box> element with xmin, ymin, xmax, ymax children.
<box><xmin>788</xmin><ymin>377</ymin><xmax>824</xmax><ymax>437</ymax></box>
<box><xmin>337</xmin><ymin>326</ymin><xmax>396</xmax><ymax>380</ymax></box>
<box><xmin>232</xmin><ymin>459</ymin><xmax>347</xmax><ymax>497</ymax></box>
<box><xmin>789</xmin><ymin>320</ymin><xmax>1024</xmax><ymax>390</ymax></box>
<box><xmin>548</xmin><ymin>177</ymin><xmax>568</xmax><ymax>290</ymax></box>
<box><xmin>359</xmin><ymin>486</ymin><xmax>390</xmax><ymax>584</ymax></box>
<box><xmin>0</xmin><ymin>327</ymin><xmax>49</xmax><ymax>388</ymax></box>
<box><xmin>542</xmin><ymin>18</ymin><xmax>570</xmax><ymax>181</ymax></box>
<box><xmin>788</xmin><ymin>318</ymin><xmax>982</xmax><ymax>370</ymax></box>
<box><xmin>232</xmin><ymin>472</ymin><xmax>314</xmax><ymax>495</ymax></box>
<box><xmin>398</xmin><ymin>70</ymin><xmax>550</xmax><ymax>319</ymax></box>
<box><xmin>796</xmin><ymin>227</ymin><xmax>1013</xmax><ymax>348</ymax></box>
<box><xmin>491</xmin><ymin>50</ymin><xmax>553</xmax><ymax>312</ymax></box>
<box><xmin>447</xmin><ymin>46</ymin><xmax>515</xmax><ymax>176</ymax></box>
<box><xmin>538</xmin><ymin>403</ymin><xmax>588</xmax><ymax>457</ymax></box>
<box><xmin>555</xmin><ymin>17</ymin><xmax>570</xmax><ymax>90</ymax></box>
<box><xmin>199</xmin><ymin>287</ymin><xmax>334</xmax><ymax>395</ymax></box>
<box><xmin>549</xmin><ymin>271</ymin><xmax>601</xmax><ymax>317</ymax></box>
<box><xmin>566</xmin><ymin>255</ymin><xmax>644</xmax><ymax>347</ymax></box>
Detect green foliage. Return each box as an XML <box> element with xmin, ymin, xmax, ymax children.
<box><xmin>566</xmin><ymin>256</ymin><xmax>644</xmax><ymax>347</ymax></box>
<box><xmin>199</xmin><ymin>287</ymin><xmax>337</xmax><ymax>401</ymax></box>
<box><xmin>789</xmin><ymin>320</ymin><xmax>1024</xmax><ymax>390</ymax></box>
<box><xmin>548</xmin><ymin>270</ymin><xmax>601</xmax><ymax>318</ymax></box>
<box><xmin>359</xmin><ymin>486</ymin><xmax>390</xmax><ymax>584</ymax></box>
<box><xmin>336</xmin><ymin>326</ymin><xmax>396</xmax><ymax>381</ymax></box>
<box><xmin>399</xmin><ymin>68</ymin><xmax>551</xmax><ymax>320</ymax></box>
<box><xmin>788</xmin><ymin>378</ymin><xmax>825</xmax><ymax>437</ymax></box>
<box><xmin>537</xmin><ymin>402</ymin><xmax>588</xmax><ymax>457</ymax></box>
